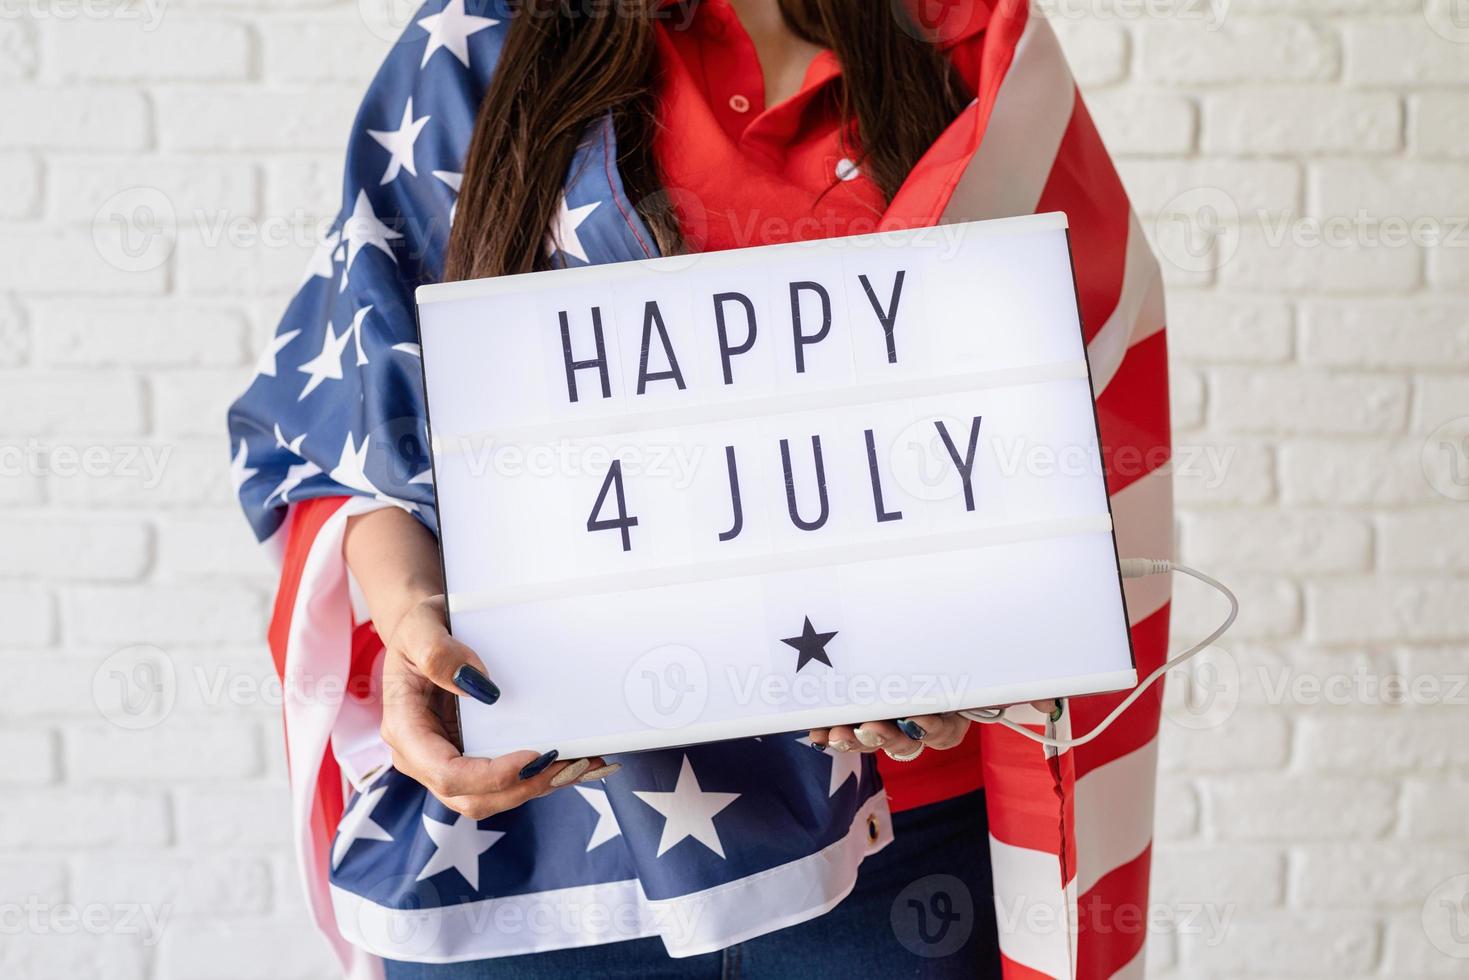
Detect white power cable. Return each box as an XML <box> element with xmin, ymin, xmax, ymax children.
<box><xmin>958</xmin><ymin>560</ymin><xmax>1238</xmax><ymax>750</ymax></box>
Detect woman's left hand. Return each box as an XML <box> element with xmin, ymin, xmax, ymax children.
<box><xmin>809</xmin><ymin>701</ymin><xmax>1060</xmax><ymax>760</ymax></box>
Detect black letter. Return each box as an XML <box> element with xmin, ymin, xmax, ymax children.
<box><xmin>864</xmin><ymin>429</ymin><xmax>902</xmax><ymax>523</ymax></box>
<box><xmin>780</xmin><ymin>435</ymin><xmax>830</xmax><ymax>531</ymax></box>
<box><xmin>637</xmin><ymin>301</ymin><xmax>687</xmax><ymax>394</ymax></box>
<box><xmin>858</xmin><ymin>270</ymin><xmax>905</xmax><ymax>364</ymax></box>
<box><xmin>717</xmin><ymin>445</ymin><xmax>744</xmax><ymax>542</ymax></box>
<box><xmin>935</xmin><ymin>416</ymin><xmax>983</xmax><ymax>512</ymax></box>
<box><xmin>559</xmin><ymin>307</ymin><xmax>610</xmax><ymax>403</ymax></box>
<box><xmin>789</xmin><ymin>281</ymin><xmax>831</xmax><ymax>374</ymax></box>
<box><xmin>713</xmin><ymin>291</ymin><xmax>757</xmax><ymax>385</ymax></box>
<box><xmin>587</xmin><ymin>459</ymin><xmax>639</xmax><ymax>552</ymax></box>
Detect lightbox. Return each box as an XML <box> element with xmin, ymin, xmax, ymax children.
<box><xmin>417</xmin><ymin>212</ymin><xmax>1134</xmax><ymax>759</ymax></box>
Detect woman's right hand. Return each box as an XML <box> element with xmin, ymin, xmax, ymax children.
<box><xmin>380</xmin><ymin>594</ymin><xmax>615</xmax><ymax>819</ymax></box>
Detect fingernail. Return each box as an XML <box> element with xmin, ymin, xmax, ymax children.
<box><xmin>895</xmin><ymin>719</ymin><xmax>926</xmax><ymax>741</ymax></box>
<box><xmin>830</xmin><ymin>739</ymin><xmax>854</xmax><ymax>752</ymax></box>
<box><xmin>550</xmin><ymin>758</ymin><xmax>591</xmax><ymax>788</ymax></box>
<box><xmin>854</xmin><ymin>726</ymin><xmax>886</xmax><ymax>748</ymax></box>
<box><xmin>518</xmin><ymin>750</ymin><xmax>558</xmax><ymax>780</ymax></box>
<box><xmin>1050</xmin><ymin>700</ymin><xmax>1064</xmax><ymax>722</ymax></box>
<box><xmin>453</xmin><ymin>665</ymin><xmax>501</xmax><ymax>706</ymax></box>
<box><xmin>577</xmin><ymin>763</ymin><xmax>622</xmax><ymax>783</ymax></box>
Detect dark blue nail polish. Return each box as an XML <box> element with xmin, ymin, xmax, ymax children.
<box><xmin>896</xmin><ymin>718</ymin><xmax>926</xmax><ymax>741</ymax></box>
<box><xmin>453</xmin><ymin>665</ymin><xmax>501</xmax><ymax>706</ymax></box>
<box><xmin>518</xmin><ymin>750</ymin><xmax>558</xmax><ymax>781</ymax></box>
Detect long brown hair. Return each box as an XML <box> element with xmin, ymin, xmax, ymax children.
<box><xmin>442</xmin><ymin>0</ymin><xmax>967</xmax><ymax>282</ymax></box>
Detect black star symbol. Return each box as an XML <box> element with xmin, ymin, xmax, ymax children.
<box><xmin>781</xmin><ymin>616</ymin><xmax>838</xmax><ymax>672</ymax></box>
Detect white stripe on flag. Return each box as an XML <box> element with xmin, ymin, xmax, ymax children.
<box><xmin>941</xmin><ymin>14</ymin><xmax>1076</xmax><ymax>222</ymax></box>
<box><xmin>1109</xmin><ymin>942</ymin><xmax>1149</xmax><ymax>980</ymax></box>
<box><xmin>1074</xmin><ymin>737</ymin><xmax>1159</xmax><ymax>897</ymax></box>
<box><xmin>989</xmin><ymin>835</ymin><xmax>1074</xmax><ymax>980</ymax></box>
<box><xmin>1087</xmin><ymin>212</ymin><xmax>1166</xmax><ymax>397</ymax></box>
<box><xmin>1110</xmin><ymin>466</ymin><xmax>1173</xmax><ymax>626</ymax></box>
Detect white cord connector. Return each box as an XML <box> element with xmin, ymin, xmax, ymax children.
<box><xmin>959</xmin><ymin>558</ymin><xmax>1238</xmax><ymax>750</ymax></box>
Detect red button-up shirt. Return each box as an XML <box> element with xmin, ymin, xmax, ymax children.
<box><xmin>652</xmin><ymin>0</ymin><xmax>986</xmax><ymax>812</ymax></box>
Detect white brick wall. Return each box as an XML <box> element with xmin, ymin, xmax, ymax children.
<box><xmin>0</xmin><ymin>3</ymin><xmax>1465</xmax><ymax>978</ymax></box>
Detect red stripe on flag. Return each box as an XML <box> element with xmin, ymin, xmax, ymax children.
<box><xmin>1096</xmin><ymin>331</ymin><xmax>1171</xmax><ymax>499</ymax></box>
<box><xmin>1035</xmin><ymin>95</ymin><xmax>1130</xmax><ymax>347</ymax></box>
<box><xmin>1076</xmin><ymin>844</ymin><xmax>1154</xmax><ymax>980</ymax></box>
<box><xmin>1070</xmin><ymin>602</ymin><xmax>1170</xmax><ymax>782</ymax></box>
<box><xmin>267</xmin><ymin>496</ymin><xmax>352</xmax><ymax>928</ymax></box>
<box><xmin>999</xmin><ymin>951</ymin><xmax>1063</xmax><ymax>980</ymax></box>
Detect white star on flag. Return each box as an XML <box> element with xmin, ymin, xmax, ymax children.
<box><xmin>254</xmin><ymin>328</ymin><xmax>300</xmax><ymax>379</ymax></box>
<box><xmin>296</xmin><ymin>321</ymin><xmax>353</xmax><ymax>400</ymax></box>
<box><xmin>329</xmin><ymin>432</ymin><xmax>378</xmax><ymax>496</ymax></box>
<box><xmin>418</xmin><ymin>0</ymin><xmax>499</xmax><ymax>69</ymax></box>
<box><xmin>799</xmin><ymin>737</ymin><xmax>862</xmax><ymax>797</ymax></box>
<box><xmin>266</xmin><ymin>458</ymin><xmax>322</xmax><ymax>506</ymax></box>
<box><xmin>574</xmin><ymin>786</ymin><xmax>622</xmax><ymax>852</ymax></box>
<box><xmin>633</xmin><ymin>755</ymin><xmax>740</xmax><ymax>859</ymax></box>
<box><xmin>342</xmin><ymin>190</ymin><xmax>403</xmax><ymax>273</ymax></box>
<box><xmin>300</xmin><ymin>230</ymin><xmax>341</xmax><ymax>288</ymax></box>
<box><xmin>546</xmin><ymin>198</ymin><xmax>600</xmax><ymax>265</ymax></box>
<box><xmin>273</xmin><ymin>423</ymin><xmax>306</xmax><ymax>456</ymax></box>
<box><xmin>416</xmin><ymin>812</ymin><xmax>505</xmax><ymax>890</ymax></box>
<box><xmin>434</xmin><ymin>170</ymin><xmax>463</xmax><ymax>224</ymax></box>
<box><xmin>348</xmin><ymin>305</ymin><xmax>373</xmax><ymax>367</ymax></box>
<box><xmin>229</xmin><ymin>439</ymin><xmax>257</xmax><ymax>495</ymax></box>
<box><xmin>332</xmin><ymin>785</ymin><xmax>394</xmax><ymax>870</ymax></box>
<box><xmin>368</xmin><ymin>98</ymin><xmax>431</xmax><ymax>185</ymax></box>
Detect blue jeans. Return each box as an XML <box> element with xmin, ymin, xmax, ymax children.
<box><xmin>386</xmin><ymin>790</ymin><xmax>1001</xmax><ymax>979</ymax></box>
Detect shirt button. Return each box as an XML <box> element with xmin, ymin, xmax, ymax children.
<box><xmin>728</xmin><ymin>94</ymin><xmax>750</xmax><ymax>113</ymax></box>
<box><xmin>835</xmin><ymin>158</ymin><xmax>860</xmax><ymax>181</ymax></box>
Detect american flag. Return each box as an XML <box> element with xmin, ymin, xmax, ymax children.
<box><xmin>227</xmin><ymin>1</ymin><xmax>1172</xmax><ymax>977</ymax></box>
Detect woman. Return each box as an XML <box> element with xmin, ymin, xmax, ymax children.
<box><xmin>228</xmin><ymin>1</ymin><xmax>1173</xmax><ymax>977</ymax></box>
